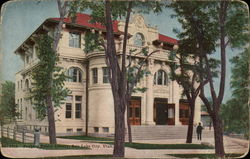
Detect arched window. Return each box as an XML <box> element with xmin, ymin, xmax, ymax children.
<box><xmin>154</xmin><ymin>70</ymin><xmax>168</xmax><ymax>86</ymax></box>
<box><xmin>67</xmin><ymin>67</ymin><xmax>83</xmax><ymax>83</ymax></box>
<box><xmin>134</xmin><ymin>33</ymin><xmax>145</xmax><ymax>46</ymax></box>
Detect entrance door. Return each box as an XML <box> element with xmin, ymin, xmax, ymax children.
<box><xmin>154</xmin><ymin>98</ymin><xmax>168</xmax><ymax>125</ymax></box>
<box><xmin>129</xmin><ymin>97</ymin><xmax>141</xmax><ymax>125</ymax></box>
<box><xmin>179</xmin><ymin>101</ymin><xmax>190</xmax><ymax>125</ymax></box>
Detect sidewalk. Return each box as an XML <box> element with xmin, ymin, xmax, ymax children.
<box><xmin>1</xmin><ymin>134</ymin><xmax>249</xmax><ymax>158</ymax></box>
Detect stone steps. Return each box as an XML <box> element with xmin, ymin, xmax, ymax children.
<box><xmin>125</xmin><ymin>125</ymin><xmax>214</xmax><ymax>140</ymax></box>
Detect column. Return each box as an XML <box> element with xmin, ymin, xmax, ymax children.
<box><xmin>145</xmin><ymin>59</ymin><xmax>155</xmax><ymax>125</ymax></box>
<box><xmin>173</xmin><ymin>81</ymin><xmax>181</xmax><ymax>125</ymax></box>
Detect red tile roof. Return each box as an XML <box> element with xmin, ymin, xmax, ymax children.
<box><xmin>51</xmin><ymin>13</ymin><xmax>178</xmax><ymax>45</ymax></box>
<box><xmin>51</xmin><ymin>13</ymin><xmax>119</xmax><ymax>33</ymax></box>
<box><xmin>158</xmin><ymin>34</ymin><xmax>178</xmax><ymax>45</ymax></box>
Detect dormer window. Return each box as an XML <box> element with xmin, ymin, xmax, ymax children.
<box><xmin>69</xmin><ymin>32</ymin><xmax>81</xmax><ymax>48</ymax></box>
<box><xmin>134</xmin><ymin>33</ymin><xmax>145</xmax><ymax>46</ymax></box>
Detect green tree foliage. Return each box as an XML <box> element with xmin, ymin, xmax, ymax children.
<box><xmin>168</xmin><ymin>1</ymin><xmax>248</xmax><ymax>157</ymax></box>
<box><xmin>68</xmin><ymin>0</ymin><xmax>163</xmax><ymax>157</ymax></box>
<box><xmin>221</xmin><ymin>48</ymin><xmax>249</xmax><ymax>138</ymax></box>
<box><xmin>30</xmin><ymin>34</ymin><xmax>70</xmax><ymax>120</ymax></box>
<box><xmin>168</xmin><ymin>1</ymin><xmax>220</xmax><ymax>144</ymax></box>
<box><xmin>0</xmin><ymin>81</ymin><xmax>19</xmax><ymax>124</ymax></box>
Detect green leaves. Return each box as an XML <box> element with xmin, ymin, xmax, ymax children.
<box><xmin>30</xmin><ymin>34</ymin><xmax>70</xmax><ymax>120</ymax></box>
<box><xmin>221</xmin><ymin>48</ymin><xmax>249</xmax><ymax>138</ymax></box>
<box><xmin>0</xmin><ymin>81</ymin><xmax>19</xmax><ymax>123</ymax></box>
<box><xmin>84</xmin><ymin>31</ymin><xmax>102</xmax><ymax>53</ymax></box>
<box><xmin>225</xmin><ymin>2</ymin><xmax>249</xmax><ymax>48</ymax></box>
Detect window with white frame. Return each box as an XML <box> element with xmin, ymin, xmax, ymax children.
<box><xmin>65</xmin><ymin>103</ymin><xmax>72</xmax><ymax>118</ymax></box>
<box><xmin>92</xmin><ymin>68</ymin><xmax>98</xmax><ymax>84</ymax></box>
<box><xmin>69</xmin><ymin>32</ymin><xmax>81</xmax><ymax>48</ymax></box>
<box><xmin>102</xmin><ymin>67</ymin><xmax>110</xmax><ymax>83</ymax></box>
<box><xmin>154</xmin><ymin>70</ymin><xmax>168</xmax><ymax>86</ymax></box>
<box><xmin>65</xmin><ymin>95</ymin><xmax>73</xmax><ymax>118</ymax></box>
<box><xmin>75</xmin><ymin>96</ymin><xmax>82</xmax><ymax>119</ymax></box>
<box><xmin>67</xmin><ymin>67</ymin><xmax>83</xmax><ymax>83</ymax></box>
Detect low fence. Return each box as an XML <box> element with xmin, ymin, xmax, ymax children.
<box><xmin>0</xmin><ymin>126</ymin><xmax>35</xmax><ymax>143</ymax></box>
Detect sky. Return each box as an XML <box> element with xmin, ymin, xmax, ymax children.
<box><xmin>0</xmin><ymin>0</ymin><xmax>242</xmax><ymax>103</ymax></box>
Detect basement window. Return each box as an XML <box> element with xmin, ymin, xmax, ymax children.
<box><xmin>77</xmin><ymin>128</ymin><xmax>83</xmax><ymax>132</ymax></box>
<box><xmin>102</xmin><ymin>127</ymin><xmax>109</xmax><ymax>133</ymax></box>
<box><xmin>94</xmin><ymin>127</ymin><xmax>99</xmax><ymax>133</ymax></box>
<box><xmin>66</xmin><ymin>128</ymin><xmax>73</xmax><ymax>133</ymax></box>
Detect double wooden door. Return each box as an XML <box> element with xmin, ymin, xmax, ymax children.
<box><xmin>129</xmin><ymin>98</ymin><xmax>141</xmax><ymax>125</ymax></box>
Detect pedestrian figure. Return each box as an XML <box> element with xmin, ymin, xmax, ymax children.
<box><xmin>196</xmin><ymin>122</ymin><xmax>203</xmax><ymax>140</ymax></box>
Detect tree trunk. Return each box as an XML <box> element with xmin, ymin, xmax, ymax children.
<box><xmin>113</xmin><ymin>98</ymin><xmax>126</xmax><ymax>157</ymax></box>
<box><xmin>213</xmin><ymin>110</ymin><xmax>225</xmax><ymax>158</ymax></box>
<box><xmin>46</xmin><ymin>95</ymin><xmax>57</xmax><ymax>144</ymax></box>
<box><xmin>104</xmin><ymin>1</ymin><xmax>127</xmax><ymax>157</ymax></box>
<box><xmin>186</xmin><ymin>101</ymin><xmax>195</xmax><ymax>143</ymax></box>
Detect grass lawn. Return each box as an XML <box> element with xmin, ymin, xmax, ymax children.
<box><xmin>0</xmin><ymin>137</ymin><xmax>88</xmax><ymax>150</ymax></box>
<box><xmin>97</xmin><ymin>141</ymin><xmax>214</xmax><ymax>149</ymax></box>
<box><xmin>58</xmin><ymin>135</ymin><xmax>113</xmax><ymax>141</ymax></box>
<box><xmin>125</xmin><ymin>143</ymin><xmax>214</xmax><ymax>149</ymax></box>
<box><xmin>35</xmin><ymin>155</ymin><xmax>113</xmax><ymax>159</ymax></box>
<box><xmin>169</xmin><ymin>153</ymin><xmax>244</xmax><ymax>158</ymax></box>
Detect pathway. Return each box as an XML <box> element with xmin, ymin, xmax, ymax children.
<box><xmin>1</xmin><ymin>134</ymin><xmax>249</xmax><ymax>158</ymax></box>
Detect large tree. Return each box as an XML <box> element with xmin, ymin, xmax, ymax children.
<box><xmin>30</xmin><ymin>34</ymin><xmax>70</xmax><ymax>144</ymax></box>
<box><xmin>69</xmin><ymin>0</ymin><xmax>162</xmax><ymax>157</ymax></box>
<box><xmin>0</xmin><ymin>81</ymin><xmax>19</xmax><ymax>126</ymax></box>
<box><xmin>168</xmin><ymin>45</ymin><xmax>209</xmax><ymax>143</ymax></box>
<box><xmin>169</xmin><ymin>1</ymin><xmax>248</xmax><ymax>157</ymax></box>
<box><xmin>30</xmin><ymin>0</ymin><xmax>69</xmax><ymax>144</ymax></box>
<box><xmin>221</xmin><ymin>48</ymin><xmax>249</xmax><ymax>138</ymax></box>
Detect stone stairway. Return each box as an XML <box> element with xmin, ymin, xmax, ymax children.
<box><xmin>125</xmin><ymin>125</ymin><xmax>214</xmax><ymax>140</ymax></box>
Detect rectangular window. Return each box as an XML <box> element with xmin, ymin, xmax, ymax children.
<box><xmin>102</xmin><ymin>67</ymin><xmax>110</xmax><ymax>83</ymax></box>
<box><xmin>20</xmin><ymin>80</ymin><xmax>22</xmax><ymax>89</ymax></box>
<box><xmin>102</xmin><ymin>127</ymin><xmax>109</xmax><ymax>133</ymax></box>
<box><xmin>65</xmin><ymin>103</ymin><xmax>72</xmax><ymax>118</ymax></box>
<box><xmin>26</xmin><ymin>55</ymin><xmax>30</xmax><ymax>64</ymax></box>
<box><xmin>77</xmin><ymin>128</ymin><xmax>83</xmax><ymax>132</ymax></box>
<box><xmin>94</xmin><ymin>127</ymin><xmax>99</xmax><ymax>132</ymax></box>
<box><xmin>66</xmin><ymin>128</ymin><xmax>73</xmax><ymax>133</ymax></box>
<box><xmin>92</xmin><ymin>68</ymin><xmax>98</xmax><ymax>84</ymax></box>
<box><xmin>75</xmin><ymin>96</ymin><xmax>82</xmax><ymax>102</ymax></box>
<box><xmin>75</xmin><ymin>103</ymin><xmax>81</xmax><ymax>118</ymax></box>
<box><xmin>66</xmin><ymin>95</ymin><xmax>73</xmax><ymax>101</ymax></box>
<box><xmin>69</xmin><ymin>32</ymin><xmax>80</xmax><ymax>48</ymax></box>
